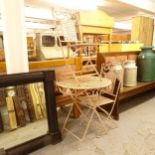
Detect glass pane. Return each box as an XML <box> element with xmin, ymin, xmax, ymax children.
<box><xmin>57</xmin><ymin>36</ymin><xmax>67</xmax><ymax>46</ymax></box>
<box><xmin>0</xmin><ymin>82</ymin><xmax>48</xmax><ymax>150</ymax></box>
<box><xmin>42</xmin><ymin>36</ymin><xmax>55</xmax><ymax>47</ymax></box>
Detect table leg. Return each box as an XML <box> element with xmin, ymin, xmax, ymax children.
<box><xmin>72</xmin><ymin>103</ymin><xmax>81</xmax><ymax>118</ymax></box>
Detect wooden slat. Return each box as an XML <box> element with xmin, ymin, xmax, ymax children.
<box><xmin>119</xmin><ymin>81</ymin><xmax>155</xmax><ymax>101</ymax></box>
<box><xmin>131</xmin><ymin>16</ymin><xmax>154</xmax><ymax>45</ymax></box>
<box><xmin>0</xmin><ymin>58</ymin><xmax>76</xmax><ymax>73</ymax></box>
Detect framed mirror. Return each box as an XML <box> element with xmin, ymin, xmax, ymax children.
<box><xmin>0</xmin><ymin>70</ymin><xmax>61</xmax><ymax>155</ymax></box>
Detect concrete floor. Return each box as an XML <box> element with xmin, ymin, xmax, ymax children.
<box><xmin>29</xmin><ymin>90</ymin><xmax>155</xmax><ymax>155</ymax></box>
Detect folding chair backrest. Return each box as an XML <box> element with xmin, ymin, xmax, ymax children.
<box><xmin>100</xmin><ymin>63</ymin><xmax>117</xmax><ymax>93</ymax></box>
<box><xmin>112</xmin><ymin>78</ymin><xmax>121</xmax><ymax>96</ymax></box>
<box><xmin>81</xmin><ymin>60</ymin><xmax>99</xmax><ymax>76</ymax></box>
<box><xmin>54</xmin><ymin>65</ymin><xmax>76</xmax><ymax>81</ymax></box>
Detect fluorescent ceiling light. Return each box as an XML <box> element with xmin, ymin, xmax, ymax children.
<box><xmin>25</xmin><ymin>7</ymin><xmax>54</xmax><ymax>20</ymax></box>
<box><xmin>45</xmin><ymin>0</ymin><xmax>100</xmax><ymax>11</ymax></box>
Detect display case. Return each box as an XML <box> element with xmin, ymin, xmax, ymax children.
<box><xmin>27</xmin><ymin>36</ymin><xmax>37</xmax><ymax>60</ymax></box>
<box><xmin>36</xmin><ymin>32</ymin><xmax>75</xmax><ymax>60</ymax></box>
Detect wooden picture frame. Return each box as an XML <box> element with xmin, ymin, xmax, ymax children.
<box><xmin>0</xmin><ymin>70</ymin><xmax>62</xmax><ymax>155</ymax></box>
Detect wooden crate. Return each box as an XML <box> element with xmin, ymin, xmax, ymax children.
<box><xmin>131</xmin><ymin>16</ymin><xmax>154</xmax><ymax>46</ymax></box>
<box><xmin>79</xmin><ymin>9</ymin><xmax>114</xmax><ymax>28</ymax></box>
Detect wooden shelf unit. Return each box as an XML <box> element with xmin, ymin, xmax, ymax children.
<box><xmin>74</xmin><ymin>9</ymin><xmax>114</xmax><ymax>72</ymax></box>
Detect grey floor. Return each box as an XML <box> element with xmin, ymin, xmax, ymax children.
<box><xmin>29</xmin><ymin>90</ymin><xmax>155</xmax><ymax>155</ymax></box>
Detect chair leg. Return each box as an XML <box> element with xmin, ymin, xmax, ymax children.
<box><xmin>77</xmin><ymin>106</ymin><xmax>104</xmax><ymax>131</ymax></box>
<box><xmin>94</xmin><ymin>109</ymin><xmax>107</xmax><ymax>132</ymax></box>
<box><xmin>63</xmin><ymin>103</ymin><xmax>108</xmax><ymax>141</ymax></box>
<box><xmin>109</xmin><ymin>103</ymin><xmax>118</xmax><ymax>120</ymax></box>
<box><xmin>62</xmin><ymin>104</ymin><xmax>73</xmax><ymax>132</ymax></box>
<box><xmin>76</xmin><ymin>104</ymin><xmax>107</xmax><ymax>135</ymax></box>
<box><xmin>98</xmin><ymin>106</ymin><xmax>113</xmax><ymax>119</ymax></box>
<box><xmin>74</xmin><ymin>103</ymin><xmax>92</xmax><ymax>127</ymax></box>
<box><xmin>63</xmin><ymin>103</ymin><xmax>95</xmax><ymax>142</ymax></box>
<box><xmin>64</xmin><ymin>127</ymin><xmax>82</xmax><ymax>141</ymax></box>
<box><xmin>81</xmin><ymin>110</ymin><xmax>95</xmax><ymax>141</ymax></box>
<box><xmin>79</xmin><ymin>108</ymin><xmax>92</xmax><ymax>126</ymax></box>
<box><xmin>63</xmin><ymin>111</ymin><xmax>100</xmax><ymax>142</ymax></box>
<box><xmin>98</xmin><ymin>106</ymin><xmax>117</xmax><ymax>128</ymax></box>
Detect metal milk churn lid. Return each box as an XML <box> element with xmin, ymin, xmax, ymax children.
<box><xmin>124</xmin><ymin>60</ymin><xmax>137</xmax><ymax>86</ymax></box>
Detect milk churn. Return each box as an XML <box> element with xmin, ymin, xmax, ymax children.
<box><xmin>111</xmin><ymin>62</ymin><xmax>124</xmax><ymax>89</ymax></box>
<box><xmin>124</xmin><ymin>60</ymin><xmax>137</xmax><ymax>86</ymax></box>
<box><xmin>137</xmin><ymin>46</ymin><xmax>155</xmax><ymax>82</ymax></box>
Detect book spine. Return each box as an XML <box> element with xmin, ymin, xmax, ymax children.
<box><xmin>27</xmin><ymin>84</ymin><xmax>43</xmax><ymax>120</ymax></box>
<box><xmin>0</xmin><ymin>111</ymin><xmax>3</xmax><ymax>132</ymax></box>
<box><xmin>0</xmin><ymin>106</ymin><xmax>10</xmax><ymax>131</ymax></box>
<box><xmin>0</xmin><ymin>88</ymin><xmax>6</xmax><ymax>107</ymax></box>
<box><xmin>16</xmin><ymin>86</ymin><xmax>30</xmax><ymax>122</ymax></box>
<box><xmin>0</xmin><ymin>88</ymin><xmax>6</xmax><ymax>132</ymax></box>
<box><xmin>35</xmin><ymin>83</ymin><xmax>47</xmax><ymax>118</ymax></box>
<box><xmin>24</xmin><ymin>86</ymin><xmax>36</xmax><ymax>122</ymax></box>
<box><xmin>21</xmin><ymin>99</ymin><xmax>30</xmax><ymax>122</ymax></box>
<box><xmin>13</xmin><ymin>96</ymin><xmax>26</xmax><ymax>127</ymax></box>
<box><xmin>6</xmin><ymin>96</ymin><xmax>17</xmax><ymax>130</ymax></box>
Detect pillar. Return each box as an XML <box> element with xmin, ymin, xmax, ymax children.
<box><xmin>0</xmin><ymin>0</ymin><xmax>29</xmax><ymax>74</ymax></box>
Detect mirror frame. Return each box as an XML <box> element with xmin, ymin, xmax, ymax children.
<box><xmin>0</xmin><ymin>70</ymin><xmax>62</xmax><ymax>155</ymax></box>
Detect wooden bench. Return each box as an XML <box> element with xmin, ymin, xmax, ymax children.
<box><xmin>97</xmin><ymin>52</ymin><xmax>155</xmax><ymax>120</ymax></box>
<box><xmin>119</xmin><ymin>81</ymin><xmax>155</xmax><ymax>102</ymax></box>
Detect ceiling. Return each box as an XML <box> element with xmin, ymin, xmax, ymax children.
<box><xmin>24</xmin><ymin>0</ymin><xmax>155</xmax><ymax>33</ymax></box>
<box><xmin>25</xmin><ymin>0</ymin><xmax>53</xmax><ymax>9</ymax></box>
<box><xmin>99</xmin><ymin>1</ymin><xmax>154</xmax><ymax>22</ymax></box>
<box><xmin>1</xmin><ymin>0</ymin><xmax>155</xmax><ymax>32</ymax></box>
<box><xmin>25</xmin><ymin>0</ymin><xmax>155</xmax><ymax>21</ymax></box>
